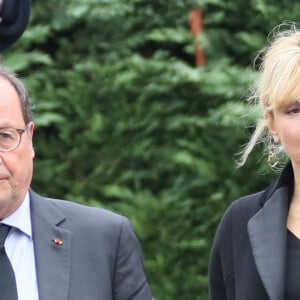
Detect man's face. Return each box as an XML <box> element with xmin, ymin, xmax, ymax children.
<box><xmin>0</xmin><ymin>76</ymin><xmax>35</xmax><ymax>220</ymax></box>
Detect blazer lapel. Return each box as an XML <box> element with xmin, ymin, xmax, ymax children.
<box><xmin>248</xmin><ymin>187</ymin><xmax>289</xmax><ymax>300</ymax></box>
<box><xmin>30</xmin><ymin>191</ymin><xmax>72</xmax><ymax>300</ymax></box>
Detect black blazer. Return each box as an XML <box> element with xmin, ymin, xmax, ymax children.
<box><xmin>209</xmin><ymin>163</ymin><xmax>294</xmax><ymax>300</ymax></box>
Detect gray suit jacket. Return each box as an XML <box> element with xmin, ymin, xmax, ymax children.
<box><xmin>29</xmin><ymin>190</ymin><xmax>153</xmax><ymax>300</ymax></box>
<box><xmin>209</xmin><ymin>162</ymin><xmax>293</xmax><ymax>300</ymax></box>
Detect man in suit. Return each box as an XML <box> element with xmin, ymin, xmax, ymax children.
<box><xmin>0</xmin><ymin>2</ymin><xmax>153</xmax><ymax>299</ymax></box>
<box><xmin>0</xmin><ymin>66</ymin><xmax>153</xmax><ymax>299</ymax></box>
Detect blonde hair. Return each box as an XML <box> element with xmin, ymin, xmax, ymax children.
<box><xmin>239</xmin><ymin>22</ymin><xmax>300</xmax><ymax>166</ymax></box>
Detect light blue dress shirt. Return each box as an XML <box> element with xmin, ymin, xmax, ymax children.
<box><xmin>1</xmin><ymin>192</ymin><xmax>39</xmax><ymax>300</ymax></box>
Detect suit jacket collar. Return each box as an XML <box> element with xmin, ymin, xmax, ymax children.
<box><xmin>247</xmin><ymin>162</ymin><xmax>294</xmax><ymax>300</ymax></box>
<box><xmin>29</xmin><ymin>190</ymin><xmax>72</xmax><ymax>300</ymax></box>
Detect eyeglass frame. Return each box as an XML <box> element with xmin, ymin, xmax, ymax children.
<box><xmin>0</xmin><ymin>124</ymin><xmax>29</xmax><ymax>152</ymax></box>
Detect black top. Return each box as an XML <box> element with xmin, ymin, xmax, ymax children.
<box><xmin>285</xmin><ymin>229</ymin><xmax>300</xmax><ymax>299</ymax></box>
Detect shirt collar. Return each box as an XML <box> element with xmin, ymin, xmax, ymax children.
<box><xmin>1</xmin><ymin>192</ymin><xmax>32</xmax><ymax>239</ymax></box>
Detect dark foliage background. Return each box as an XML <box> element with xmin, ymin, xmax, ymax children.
<box><xmin>2</xmin><ymin>0</ymin><xmax>299</xmax><ymax>299</ymax></box>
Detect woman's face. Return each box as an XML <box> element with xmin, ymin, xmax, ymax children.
<box><xmin>266</xmin><ymin>102</ymin><xmax>300</xmax><ymax>166</ymax></box>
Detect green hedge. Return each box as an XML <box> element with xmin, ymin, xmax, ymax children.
<box><xmin>3</xmin><ymin>0</ymin><xmax>298</xmax><ymax>298</ymax></box>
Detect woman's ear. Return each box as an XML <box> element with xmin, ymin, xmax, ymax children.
<box><xmin>264</xmin><ymin>111</ymin><xmax>280</xmax><ymax>143</ymax></box>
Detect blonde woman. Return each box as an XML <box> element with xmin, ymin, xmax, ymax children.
<box><xmin>209</xmin><ymin>23</ymin><xmax>300</xmax><ymax>300</ymax></box>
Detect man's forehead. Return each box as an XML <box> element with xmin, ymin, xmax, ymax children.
<box><xmin>0</xmin><ymin>75</ymin><xmax>18</xmax><ymax>95</ymax></box>
<box><xmin>0</xmin><ymin>76</ymin><xmax>22</xmax><ymax>111</ymax></box>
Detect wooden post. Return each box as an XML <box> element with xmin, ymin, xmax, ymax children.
<box><xmin>188</xmin><ymin>8</ymin><xmax>205</xmax><ymax>67</ymax></box>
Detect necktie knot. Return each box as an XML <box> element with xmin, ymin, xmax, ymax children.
<box><xmin>0</xmin><ymin>224</ymin><xmax>11</xmax><ymax>246</ymax></box>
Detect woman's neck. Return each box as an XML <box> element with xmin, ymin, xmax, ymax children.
<box><xmin>287</xmin><ymin>162</ymin><xmax>300</xmax><ymax>237</ymax></box>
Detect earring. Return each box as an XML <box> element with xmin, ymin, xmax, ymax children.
<box><xmin>267</xmin><ymin>143</ymin><xmax>279</xmax><ymax>168</ymax></box>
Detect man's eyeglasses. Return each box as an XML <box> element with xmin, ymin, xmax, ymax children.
<box><xmin>0</xmin><ymin>125</ymin><xmax>28</xmax><ymax>152</ymax></box>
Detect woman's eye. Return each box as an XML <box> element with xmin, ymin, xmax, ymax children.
<box><xmin>286</xmin><ymin>107</ymin><xmax>300</xmax><ymax>114</ymax></box>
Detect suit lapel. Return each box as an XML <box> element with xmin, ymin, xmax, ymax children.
<box><xmin>30</xmin><ymin>191</ymin><xmax>72</xmax><ymax>300</ymax></box>
<box><xmin>248</xmin><ymin>187</ymin><xmax>289</xmax><ymax>300</ymax></box>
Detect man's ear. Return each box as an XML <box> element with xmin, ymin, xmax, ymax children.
<box><xmin>264</xmin><ymin>112</ymin><xmax>280</xmax><ymax>143</ymax></box>
<box><xmin>28</xmin><ymin>121</ymin><xmax>35</xmax><ymax>137</ymax></box>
